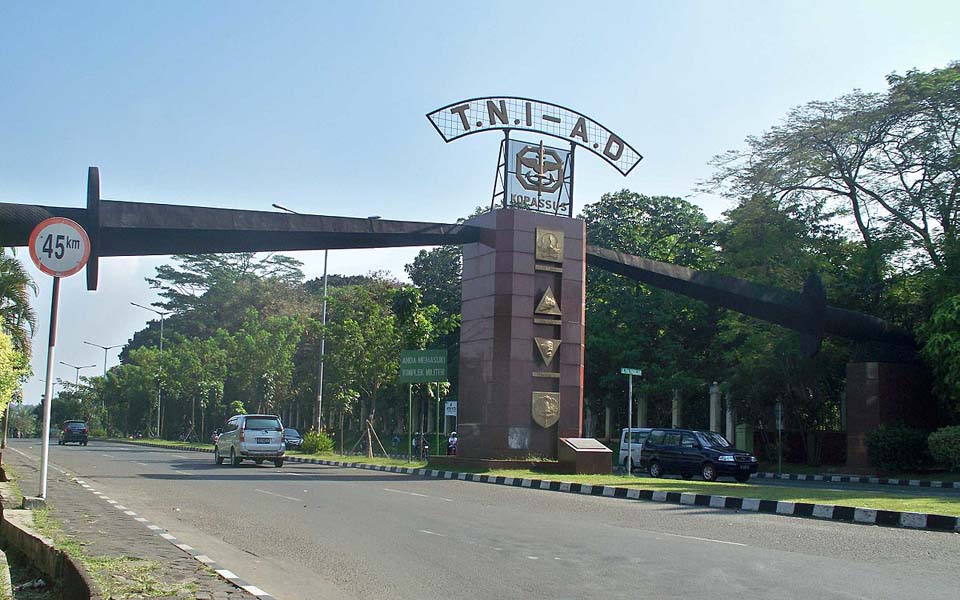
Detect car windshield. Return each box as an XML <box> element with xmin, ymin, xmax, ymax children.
<box><xmin>244</xmin><ymin>418</ymin><xmax>281</xmax><ymax>431</ymax></box>
<box><xmin>697</xmin><ymin>431</ymin><xmax>732</xmax><ymax>448</ymax></box>
<box><xmin>285</xmin><ymin>428</ymin><xmax>300</xmax><ymax>437</ymax></box>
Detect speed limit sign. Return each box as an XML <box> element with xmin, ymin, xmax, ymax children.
<box><xmin>28</xmin><ymin>217</ymin><xmax>91</xmax><ymax>278</ymax></box>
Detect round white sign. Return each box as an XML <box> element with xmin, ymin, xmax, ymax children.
<box><xmin>28</xmin><ymin>217</ymin><xmax>91</xmax><ymax>278</ymax></box>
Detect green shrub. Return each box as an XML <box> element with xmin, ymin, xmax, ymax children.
<box><xmin>301</xmin><ymin>430</ymin><xmax>334</xmax><ymax>454</ymax></box>
<box><xmin>865</xmin><ymin>425</ymin><xmax>929</xmax><ymax>472</ymax></box>
<box><xmin>928</xmin><ymin>426</ymin><xmax>960</xmax><ymax>470</ymax></box>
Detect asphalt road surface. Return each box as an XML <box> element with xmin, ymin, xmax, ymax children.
<box><xmin>9</xmin><ymin>440</ymin><xmax>959</xmax><ymax>600</ymax></box>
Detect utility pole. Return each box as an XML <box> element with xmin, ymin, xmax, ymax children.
<box><xmin>131</xmin><ymin>302</ymin><xmax>169</xmax><ymax>437</ymax></box>
<box><xmin>60</xmin><ymin>361</ymin><xmax>96</xmax><ymax>386</ymax></box>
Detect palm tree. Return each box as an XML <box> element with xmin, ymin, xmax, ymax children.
<box><xmin>0</xmin><ymin>251</ymin><xmax>37</xmax><ymax>356</ymax></box>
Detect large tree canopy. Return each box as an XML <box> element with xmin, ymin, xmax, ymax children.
<box><xmin>707</xmin><ymin>63</ymin><xmax>959</xmax><ymax>282</ymax></box>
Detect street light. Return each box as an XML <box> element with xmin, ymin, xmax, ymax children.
<box><xmin>273</xmin><ymin>203</ymin><xmax>328</xmax><ymax>432</ymax></box>
<box><xmin>131</xmin><ymin>302</ymin><xmax>169</xmax><ymax>437</ymax></box>
<box><xmin>83</xmin><ymin>341</ymin><xmax>123</xmax><ymax>377</ymax></box>
<box><xmin>59</xmin><ymin>362</ymin><xmax>96</xmax><ymax>385</ymax></box>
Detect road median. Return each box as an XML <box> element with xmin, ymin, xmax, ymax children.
<box><xmin>112</xmin><ymin>438</ymin><xmax>960</xmax><ymax>533</ymax></box>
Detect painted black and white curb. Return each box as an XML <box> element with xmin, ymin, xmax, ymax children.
<box><xmin>119</xmin><ymin>441</ymin><xmax>960</xmax><ymax>534</ymax></box>
<box><xmin>72</xmin><ymin>476</ymin><xmax>275</xmax><ymax>600</ymax></box>
<box><xmin>753</xmin><ymin>471</ymin><xmax>960</xmax><ymax>490</ymax></box>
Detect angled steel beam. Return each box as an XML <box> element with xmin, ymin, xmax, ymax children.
<box><xmin>586</xmin><ymin>245</ymin><xmax>915</xmax><ymax>349</ymax></box>
<box><xmin>0</xmin><ymin>168</ymin><xmax>480</xmax><ymax>290</ymax></box>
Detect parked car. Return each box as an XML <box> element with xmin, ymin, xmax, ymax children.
<box><xmin>283</xmin><ymin>427</ymin><xmax>303</xmax><ymax>450</ymax></box>
<box><xmin>214</xmin><ymin>414</ymin><xmax>285</xmax><ymax>467</ymax></box>
<box><xmin>639</xmin><ymin>428</ymin><xmax>757</xmax><ymax>482</ymax></box>
<box><xmin>58</xmin><ymin>420</ymin><xmax>88</xmax><ymax>446</ymax></box>
<box><xmin>618</xmin><ymin>427</ymin><xmax>652</xmax><ymax>472</ymax></box>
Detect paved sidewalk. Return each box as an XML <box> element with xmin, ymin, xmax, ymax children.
<box><xmin>3</xmin><ymin>448</ymin><xmax>256</xmax><ymax>600</ymax></box>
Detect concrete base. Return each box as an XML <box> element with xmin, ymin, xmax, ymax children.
<box><xmin>558</xmin><ymin>438</ymin><xmax>612</xmax><ymax>475</ymax></box>
<box><xmin>20</xmin><ymin>496</ymin><xmax>47</xmax><ymax>509</ymax></box>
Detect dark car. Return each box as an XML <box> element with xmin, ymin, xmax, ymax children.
<box><xmin>639</xmin><ymin>428</ymin><xmax>757</xmax><ymax>482</ymax></box>
<box><xmin>283</xmin><ymin>427</ymin><xmax>303</xmax><ymax>450</ymax></box>
<box><xmin>58</xmin><ymin>420</ymin><xmax>89</xmax><ymax>446</ymax></box>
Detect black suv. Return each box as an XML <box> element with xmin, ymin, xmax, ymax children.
<box><xmin>639</xmin><ymin>428</ymin><xmax>757</xmax><ymax>482</ymax></box>
<box><xmin>58</xmin><ymin>420</ymin><xmax>89</xmax><ymax>446</ymax></box>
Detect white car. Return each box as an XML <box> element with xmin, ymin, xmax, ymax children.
<box><xmin>214</xmin><ymin>414</ymin><xmax>285</xmax><ymax>467</ymax></box>
<box><xmin>618</xmin><ymin>427</ymin><xmax>652</xmax><ymax>472</ymax></box>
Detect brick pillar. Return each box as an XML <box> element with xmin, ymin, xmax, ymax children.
<box><xmin>457</xmin><ymin>209</ymin><xmax>585</xmax><ymax>459</ymax></box>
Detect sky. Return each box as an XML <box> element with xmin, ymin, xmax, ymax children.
<box><xmin>2</xmin><ymin>0</ymin><xmax>958</xmax><ymax>406</ymax></box>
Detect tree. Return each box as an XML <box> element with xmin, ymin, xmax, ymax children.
<box><xmin>0</xmin><ymin>331</ymin><xmax>29</xmax><ymax>416</ymax></box>
<box><xmin>405</xmin><ymin>245</ymin><xmax>462</xmax><ymax>320</ymax></box>
<box><xmin>323</xmin><ymin>278</ymin><xmax>400</xmax><ymax>431</ymax></box>
<box><xmin>919</xmin><ymin>293</ymin><xmax>960</xmax><ymax>420</ymax></box>
<box><xmin>707</xmin><ymin>62</ymin><xmax>960</xmax><ymax>296</ymax></box>
<box><xmin>716</xmin><ymin>194</ymin><xmax>851</xmax><ymax>462</ymax></box>
<box><xmin>581</xmin><ymin>191</ymin><xmax>721</xmax><ymax>430</ymax></box>
<box><xmin>0</xmin><ymin>252</ymin><xmax>37</xmax><ymax>355</ymax></box>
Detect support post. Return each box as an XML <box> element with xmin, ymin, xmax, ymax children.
<box><xmin>671</xmin><ymin>389</ymin><xmax>682</xmax><ymax>428</ymax></box>
<box><xmin>709</xmin><ymin>381</ymin><xmax>721</xmax><ymax>432</ymax></box>
<box><xmin>725</xmin><ymin>391</ymin><xmax>736</xmax><ymax>443</ymax></box>
<box><xmin>39</xmin><ymin>276</ymin><xmax>61</xmax><ymax>500</ymax></box>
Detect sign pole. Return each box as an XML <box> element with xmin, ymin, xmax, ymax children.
<box><xmin>39</xmin><ymin>276</ymin><xmax>61</xmax><ymax>500</ymax></box>
<box><xmin>620</xmin><ymin>368</ymin><xmax>642</xmax><ymax>475</ymax></box>
<box><xmin>435</xmin><ymin>382</ymin><xmax>440</xmax><ymax>458</ymax></box>
<box><xmin>29</xmin><ymin>215</ymin><xmax>90</xmax><ymax>503</ymax></box>
<box><xmin>626</xmin><ymin>373</ymin><xmax>633</xmax><ymax>474</ymax></box>
<box><xmin>407</xmin><ymin>384</ymin><xmax>412</xmax><ymax>463</ymax></box>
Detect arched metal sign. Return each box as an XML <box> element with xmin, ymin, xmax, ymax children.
<box><xmin>426</xmin><ymin>96</ymin><xmax>643</xmax><ymax>176</ymax></box>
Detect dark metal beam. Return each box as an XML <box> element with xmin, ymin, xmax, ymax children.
<box><xmin>0</xmin><ymin>167</ymin><xmax>480</xmax><ymax>290</ymax></box>
<box><xmin>586</xmin><ymin>245</ymin><xmax>915</xmax><ymax>348</ymax></box>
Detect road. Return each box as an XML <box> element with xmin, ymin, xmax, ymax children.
<box><xmin>8</xmin><ymin>439</ymin><xmax>959</xmax><ymax>600</ymax></box>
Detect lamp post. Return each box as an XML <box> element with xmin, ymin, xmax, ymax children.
<box><xmin>83</xmin><ymin>341</ymin><xmax>122</xmax><ymax>378</ymax></box>
<box><xmin>83</xmin><ymin>340</ymin><xmax>122</xmax><ymax>424</ymax></box>
<box><xmin>273</xmin><ymin>203</ymin><xmax>329</xmax><ymax>432</ymax></box>
<box><xmin>131</xmin><ymin>302</ymin><xmax>169</xmax><ymax>437</ymax></box>
<box><xmin>60</xmin><ymin>361</ymin><xmax>96</xmax><ymax>386</ymax></box>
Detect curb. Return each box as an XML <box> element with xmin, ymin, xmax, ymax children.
<box><xmin>114</xmin><ymin>440</ymin><xmax>960</xmax><ymax>534</ymax></box>
<box><xmin>753</xmin><ymin>471</ymin><xmax>960</xmax><ymax>490</ymax></box>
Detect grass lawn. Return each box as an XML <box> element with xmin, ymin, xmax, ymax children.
<box><xmin>110</xmin><ymin>438</ymin><xmax>960</xmax><ymax>516</ymax></box>
<box><xmin>467</xmin><ymin>469</ymin><xmax>960</xmax><ymax>516</ymax></box>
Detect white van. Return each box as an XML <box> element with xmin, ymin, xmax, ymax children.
<box><xmin>618</xmin><ymin>427</ymin><xmax>652</xmax><ymax>472</ymax></box>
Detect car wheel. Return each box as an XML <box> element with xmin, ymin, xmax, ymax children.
<box><xmin>214</xmin><ymin>447</ymin><xmax>224</xmax><ymax>465</ymax></box>
<box><xmin>254</xmin><ymin>459</ymin><xmax>264</xmax><ymax>465</ymax></box>
<box><xmin>701</xmin><ymin>462</ymin><xmax>718</xmax><ymax>482</ymax></box>
<box><xmin>82</xmin><ymin>441</ymin><xmax>87</xmax><ymax>446</ymax></box>
<box><xmin>274</xmin><ymin>458</ymin><xmax>284</xmax><ymax>468</ymax></box>
<box><xmin>734</xmin><ymin>472</ymin><xmax>750</xmax><ymax>483</ymax></box>
<box><xmin>648</xmin><ymin>461</ymin><xmax>663</xmax><ymax>478</ymax></box>
<box><xmin>230</xmin><ymin>448</ymin><xmax>240</xmax><ymax>466</ymax></box>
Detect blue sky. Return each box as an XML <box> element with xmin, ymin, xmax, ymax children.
<box><xmin>2</xmin><ymin>1</ymin><xmax>958</xmax><ymax>405</ymax></box>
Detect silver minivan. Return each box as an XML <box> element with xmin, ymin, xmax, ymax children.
<box><xmin>618</xmin><ymin>427</ymin><xmax>652</xmax><ymax>472</ymax></box>
<box><xmin>214</xmin><ymin>414</ymin><xmax>285</xmax><ymax>467</ymax></box>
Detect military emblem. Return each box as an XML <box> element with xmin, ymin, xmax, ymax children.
<box><xmin>531</xmin><ymin>392</ymin><xmax>560</xmax><ymax>428</ymax></box>
<box><xmin>535</xmin><ymin>286</ymin><xmax>562</xmax><ymax>315</ymax></box>
<box><xmin>516</xmin><ymin>143</ymin><xmax>564</xmax><ymax>194</ymax></box>
<box><xmin>535</xmin><ymin>228</ymin><xmax>564</xmax><ymax>263</ymax></box>
<box><xmin>534</xmin><ymin>337</ymin><xmax>561</xmax><ymax>367</ymax></box>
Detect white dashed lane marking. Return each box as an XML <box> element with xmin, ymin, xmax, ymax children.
<box><xmin>254</xmin><ymin>489</ymin><xmax>302</xmax><ymax>502</ymax></box>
